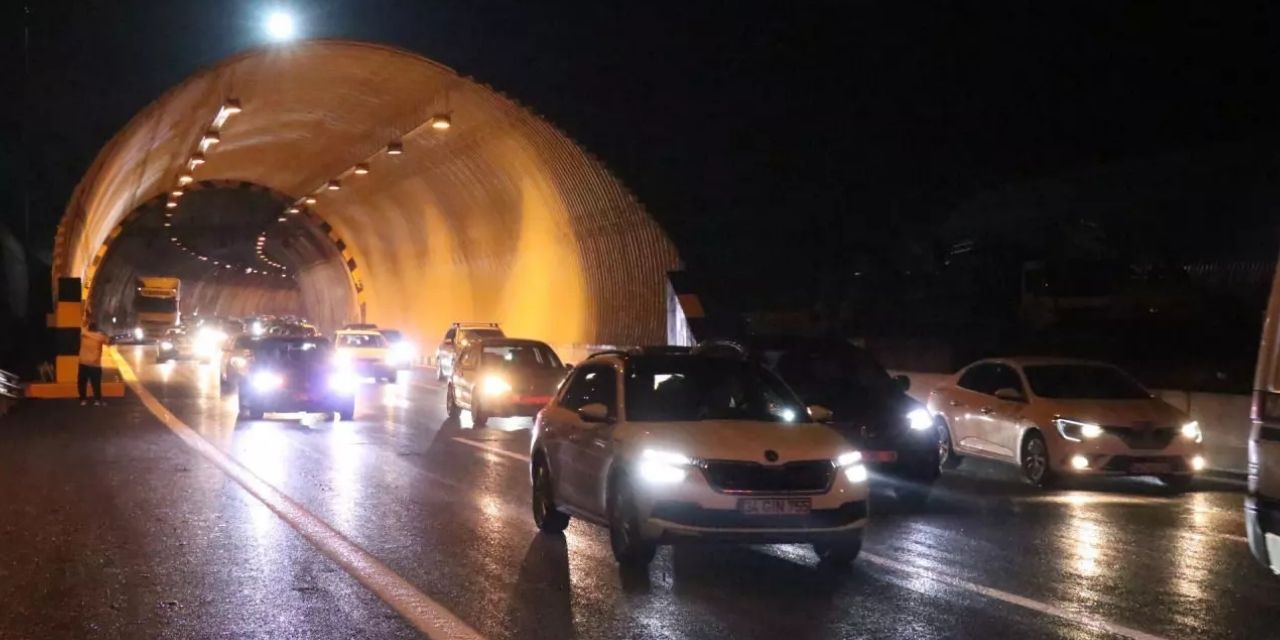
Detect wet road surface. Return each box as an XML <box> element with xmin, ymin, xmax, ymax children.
<box><xmin>2</xmin><ymin>346</ymin><xmax>1279</xmax><ymax>639</ymax></box>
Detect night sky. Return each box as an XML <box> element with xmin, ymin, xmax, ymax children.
<box><xmin>7</xmin><ymin>1</ymin><xmax>1280</xmax><ymax>296</ymax></box>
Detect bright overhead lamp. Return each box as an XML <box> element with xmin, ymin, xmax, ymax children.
<box><xmin>429</xmin><ymin>113</ymin><xmax>452</xmax><ymax>130</ymax></box>
<box><xmin>386</xmin><ymin>140</ymin><xmax>404</xmax><ymax>155</ymax></box>
<box><xmin>265</xmin><ymin>10</ymin><xmax>297</xmax><ymax>41</ymax></box>
<box><xmin>189</xmin><ymin>152</ymin><xmax>206</xmax><ymax>166</ymax></box>
<box><xmin>353</xmin><ymin>163</ymin><xmax>370</xmax><ymax>175</ymax></box>
<box><xmin>163</xmin><ymin>222</ymin><xmax>172</xmax><ymax>227</ymax></box>
<box><xmin>177</xmin><ymin>174</ymin><xmax>194</xmax><ymax>185</ymax></box>
<box><xmin>171</xmin><ymin>190</ymin><xmax>183</xmax><ymax>198</ymax></box>
<box><xmin>326</xmin><ymin>180</ymin><xmax>341</xmax><ymax>191</ymax></box>
<box><xmin>200</xmin><ymin>131</ymin><xmax>220</xmax><ymax>147</ymax></box>
<box><xmin>277</xmin><ymin>216</ymin><xmax>287</xmax><ymax>222</ymax></box>
<box><xmin>165</xmin><ymin>200</ymin><xmax>178</xmax><ymax>209</ymax></box>
<box><xmin>286</xmin><ymin>207</ymin><xmax>299</xmax><ymax>214</ymax></box>
<box><xmin>222</xmin><ymin>98</ymin><xmax>242</xmax><ymax>115</ymax></box>
<box><xmin>304</xmin><ymin>196</ymin><xmax>317</xmax><ymax>205</ymax></box>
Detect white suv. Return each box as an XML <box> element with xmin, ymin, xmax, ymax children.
<box><xmin>529</xmin><ymin>347</ymin><xmax>870</xmax><ymax>569</ymax></box>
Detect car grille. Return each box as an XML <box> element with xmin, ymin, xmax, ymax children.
<box><xmin>651</xmin><ymin>500</ymin><xmax>867</xmax><ymax>529</ymax></box>
<box><xmin>1100</xmin><ymin>455</ymin><xmax>1189</xmax><ymax>473</ymax></box>
<box><xmin>1102</xmin><ymin>426</ymin><xmax>1176</xmax><ymax>450</ymax></box>
<box><xmin>700</xmin><ymin>460</ymin><xmax>835</xmax><ymax>494</ymax></box>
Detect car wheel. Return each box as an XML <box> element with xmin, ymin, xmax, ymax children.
<box><xmin>1020</xmin><ymin>431</ymin><xmax>1056</xmax><ymax>488</ymax></box>
<box><xmin>938</xmin><ymin>417</ymin><xmax>962</xmax><ymax>470</ymax></box>
<box><xmin>608</xmin><ymin>474</ymin><xmax>657</xmax><ymax>568</ymax></box>
<box><xmin>472</xmin><ymin>398</ymin><xmax>488</xmax><ymax>427</ymax></box>
<box><xmin>531</xmin><ymin>456</ymin><xmax>571</xmax><ymax>533</ymax></box>
<box><xmin>813</xmin><ymin>531</ymin><xmax>863</xmax><ymax>564</ymax></box>
<box><xmin>238</xmin><ymin>398</ymin><xmax>262</xmax><ymax>421</ymax></box>
<box><xmin>446</xmin><ymin>386</ymin><xmax>461</xmax><ymax>418</ymax></box>
<box><xmin>1158</xmin><ymin>474</ymin><xmax>1194</xmax><ymax>493</ymax></box>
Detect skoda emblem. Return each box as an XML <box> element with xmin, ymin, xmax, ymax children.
<box><xmin>764</xmin><ymin>450</ymin><xmax>779</xmax><ymax>463</ymax></box>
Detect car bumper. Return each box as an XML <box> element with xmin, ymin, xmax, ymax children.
<box><xmin>479</xmin><ymin>397</ymin><xmax>554</xmax><ymax>418</ymax></box>
<box><xmin>241</xmin><ymin>390</ymin><xmax>354</xmax><ymax>413</ymax></box>
<box><xmin>635</xmin><ymin>464</ymin><xmax>870</xmax><ymax>543</ymax></box>
<box><xmin>349</xmin><ymin>360</ymin><xmax>394</xmax><ymax>376</ymax></box>
<box><xmin>1246</xmin><ymin>494</ymin><xmax>1280</xmax><ymax>575</ymax></box>
<box><xmin>1053</xmin><ymin>439</ymin><xmax>1204</xmax><ymax>476</ymax></box>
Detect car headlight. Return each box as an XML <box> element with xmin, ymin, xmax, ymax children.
<box><xmin>1055</xmin><ymin>418</ymin><xmax>1103</xmax><ymax>442</ymax></box>
<box><xmin>1181</xmin><ymin>420</ymin><xmax>1203</xmax><ymax>443</ymax></box>
<box><xmin>251</xmin><ymin>371</ymin><xmax>284</xmax><ymax>392</ymax></box>
<box><xmin>481</xmin><ymin>375</ymin><xmax>512</xmax><ymax>396</ymax></box>
<box><xmin>329</xmin><ymin>370</ymin><xmax>359</xmax><ymax>394</ymax></box>
<box><xmin>334</xmin><ymin>351</ymin><xmax>354</xmax><ymax>366</ymax></box>
<box><xmin>251</xmin><ymin>322</ymin><xmax>265</xmax><ymax>336</ymax></box>
<box><xmin>160</xmin><ymin>341</ymin><xmax>174</xmax><ymax>350</ymax></box>
<box><xmin>907</xmin><ymin>408</ymin><xmax>933</xmax><ymax>431</ymax></box>
<box><xmin>835</xmin><ymin>451</ymin><xmax>868</xmax><ymax>483</ymax></box>
<box><xmin>134</xmin><ymin>327</ymin><xmax>144</xmax><ymax>340</ymax></box>
<box><xmin>387</xmin><ymin>342</ymin><xmax>416</xmax><ymax>364</ymax></box>
<box><xmin>637</xmin><ymin>448</ymin><xmax>692</xmax><ymax>484</ymax></box>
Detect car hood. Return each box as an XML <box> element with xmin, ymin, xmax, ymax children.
<box><xmin>821</xmin><ymin>391</ymin><xmax>922</xmax><ymax>430</ymax></box>
<box><xmin>1038</xmin><ymin>397</ymin><xmax>1188</xmax><ymax>427</ymax></box>
<box><xmin>625</xmin><ymin>420</ymin><xmax>849</xmax><ymax>465</ymax></box>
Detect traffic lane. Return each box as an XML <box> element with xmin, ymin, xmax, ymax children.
<box><xmin>130</xmin><ymin>356</ymin><xmax>1120</xmax><ymax>639</ymax></box>
<box><xmin>0</xmin><ymin>395</ymin><xmax>418</xmax><ymax>639</ymax></box>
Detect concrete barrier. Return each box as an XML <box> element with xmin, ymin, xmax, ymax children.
<box><xmin>894</xmin><ymin>371</ymin><xmax>1250</xmax><ymax>474</ymax></box>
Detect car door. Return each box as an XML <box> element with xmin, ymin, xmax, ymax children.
<box><xmin>948</xmin><ymin>363</ymin><xmax>1001</xmax><ymax>456</ymax></box>
<box><xmin>985</xmin><ymin>364</ymin><xmax>1031</xmax><ymax>459</ymax></box>
<box><xmin>455</xmin><ymin>346</ymin><xmax>480</xmax><ymax>408</ymax></box>
<box><xmin>545</xmin><ymin>364</ymin><xmax>618</xmax><ymax>515</ymax></box>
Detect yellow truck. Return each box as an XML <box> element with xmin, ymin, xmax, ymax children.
<box><xmin>134</xmin><ymin>276</ymin><xmax>181</xmax><ymax>339</ymax></box>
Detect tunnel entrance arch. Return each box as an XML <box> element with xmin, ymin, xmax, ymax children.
<box><xmin>55</xmin><ymin>40</ymin><xmax>679</xmax><ymax>350</ymax></box>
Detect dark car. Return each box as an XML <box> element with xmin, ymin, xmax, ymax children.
<box><xmin>155</xmin><ymin>327</ymin><xmax>194</xmax><ymax>362</ymax></box>
<box><xmin>742</xmin><ymin>335</ymin><xmax>941</xmax><ymax>504</ymax></box>
<box><xmin>237</xmin><ymin>337</ymin><xmax>357</xmax><ymax>421</ymax></box>
<box><xmin>446</xmin><ymin>338</ymin><xmax>568</xmax><ymax>426</ymax></box>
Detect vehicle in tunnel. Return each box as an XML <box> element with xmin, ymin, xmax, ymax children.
<box><xmin>446</xmin><ymin>339</ymin><xmax>569</xmax><ymax>427</ymax></box>
<box><xmin>741</xmin><ymin>335</ymin><xmax>941</xmax><ymax>506</ymax></box>
<box><xmin>134</xmin><ymin>277</ymin><xmax>181</xmax><ymax>339</ymax></box>
<box><xmin>530</xmin><ymin>347</ymin><xmax>869</xmax><ymax>569</ymax></box>
<box><xmin>928</xmin><ymin>358</ymin><xmax>1205</xmax><ymax>489</ymax></box>
<box><xmin>334</xmin><ymin>329</ymin><xmax>395</xmax><ymax>382</ymax></box>
<box><xmin>236</xmin><ymin>336</ymin><xmax>357</xmax><ymax>421</ymax></box>
<box><xmin>220</xmin><ymin>334</ymin><xmax>256</xmax><ymax>389</ymax></box>
<box><xmin>1247</xmin><ymin>256</ymin><xmax>1280</xmax><ymax>575</ymax></box>
<box><xmin>379</xmin><ymin>329</ymin><xmax>418</xmax><ymax>370</ymax></box>
<box><xmin>155</xmin><ymin>327</ymin><xmax>196</xmax><ymax>363</ymax></box>
<box><xmin>435</xmin><ymin>323</ymin><xmax>505</xmax><ymax>381</ymax></box>
<box><xmin>267</xmin><ymin>322</ymin><xmax>319</xmax><ymax>338</ymax></box>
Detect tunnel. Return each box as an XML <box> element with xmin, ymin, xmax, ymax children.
<box><xmin>56</xmin><ymin>40</ymin><xmax>679</xmax><ymax>350</ymax></box>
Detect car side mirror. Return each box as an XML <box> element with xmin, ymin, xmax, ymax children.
<box><xmin>894</xmin><ymin>374</ymin><xmax>911</xmax><ymax>392</ymax></box>
<box><xmin>564</xmin><ymin>363</ymin><xmax>574</xmax><ymax>369</ymax></box>
<box><xmin>807</xmin><ymin>405</ymin><xmax>834</xmax><ymax>423</ymax></box>
<box><xmin>994</xmin><ymin>387</ymin><xmax>1025</xmax><ymax>402</ymax></box>
<box><xmin>577</xmin><ymin>403</ymin><xmax>612</xmax><ymax>423</ymax></box>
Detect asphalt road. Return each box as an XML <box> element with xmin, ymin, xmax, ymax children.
<box><xmin>2</xmin><ymin>346</ymin><xmax>1278</xmax><ymax>639</ymax></box>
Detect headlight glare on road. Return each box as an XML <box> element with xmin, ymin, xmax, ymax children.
<box><xmin>907</xmin><ymin>408</ymin><xmax>933</xmax><ymax>431</ymax></box>
<box><xmin>1181</xmin><ymin>421</ymin><xmax>1203</xmax><ymax>443</ymax></box>
<box><xmin>1055</xmin><ymin>418</ymin><xmax>1103</xmax><ymax>442</ymax></box>
<box><xmin>251</xmin><ymin>371</ymin><xmax>284</xmax><ymax>392</ymax></box>
<box><xmin>638</xmin><ymin>449</ymin><xmax>692</xmax><ymax>484</ymax></box>
<box><xmin>844</xmin><ymin>464</ymin><xmax>869</xmax><ymax>483</ymax></box>
<box><xmin>482</xmin><ymin>375</ymin><xmax>512</xmax><ymax>396</ymax></box>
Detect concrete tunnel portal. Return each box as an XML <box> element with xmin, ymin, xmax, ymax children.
<box><xmin>56</xmin><ymin>40</ymin><xmax>679</xmax><ymax>351</ymax></box>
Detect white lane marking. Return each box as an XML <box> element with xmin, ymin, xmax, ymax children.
<box><xmin>111</xmin><ymin>350</ymin><xmax>486</xmax><ymax>640</ymax></box>
<box><xmin>450</xmin><ymin>437</ymin><xmax>530</xmax><ymax>462</ymax></box>
<box><xmin>861</xmin><ymin>551</ymin><xmax>1169</xmax><ymax>640</ymax></box>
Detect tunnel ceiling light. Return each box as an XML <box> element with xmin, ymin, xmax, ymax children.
<box><xmin>386</xmin><ymin>140</ymin><xmax>404</xmax><ymax>155</ymax></box>
<box><xmin>200</xmin><ymin>131</ymin><xmax>221</xmax><ymax>148</ymax></box>
<box><xmin>171</xmin><ymin>190</ymin><xmax>183</xmax><ymax>198</ymax></box>
<box><xmin>326</xmin><ymin>180</ymin><xmax>341</xmax><ymax>191</ymax></box>
<box><xmin>213</xmin><ymin>98</ymin><xmax>243</xmax><ymax>128</ymax></box>
<box><xmin>304</xmin><ymin>196</ymin><xmax>317</xmax><ymax>205</ymax></box>
<box><xmin>353</xmin><ymin>163</ymin><xmax>370</xmax><ymax>175</ymax></box>
<box><xmin>286</xmin><ymin>206</ymin><xmax>299</xmax><ymax>214</ymax></box>
<box><xmin>277</xmin><ymin>216</ymin><xmax>287</xmax><ymax>222</ymax></box>
<box><xmin>178</xmin><ymin>174</ymin><xmax>194</xmax><ymax>185</ymax></box>
<box><xmin>165</xmin><ymin>200</ymin><xmax>178</xmax><ymax>209</ymax></box>
<box><xmin>189</xmin><ymin>152</ymin><xmax>206</xmax><ymax>166</ymax></box>
<box><xmin>265</xmin><ymin>10</ymin><xmax>297</xmax><ymax>41</ymax></box>
<box><xmin>163</xmin><ymin>222</ymin><xmax>172</xmax><ymax>227</ymax></box>
<box><xmin>430</xmin><ymin>113</ymin><xmax>453</xmax><ymax>130</ymax></box>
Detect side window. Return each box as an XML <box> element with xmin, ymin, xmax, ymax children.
<box><xmin>559</xmin><ymin>365</ymin><xmax>618</xmax><ymax>415</ymax></box>
<box><xmin>444</xmin><ymin>327</ymin><xmax>457</xmax><ymax>343</ymax></box>
<box><xmin>957</xmin><ymin>364</ymin><xmax>998</xmax><ymax>395</ymax></box>
<box><xmin>990</xmin><ymin>364</ymin><xmax>1026</xmax><ymax>397</ymax></box>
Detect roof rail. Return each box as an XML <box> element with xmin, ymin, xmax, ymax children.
<box><xmin>585</xmin><ymin>349</ymin><xmax>633</xmax><ymax>361</ymax></box>
<box><xmin>691</xmin><ymin>339</ymin><xmax>748</xmax><ymax>359</ymax></box>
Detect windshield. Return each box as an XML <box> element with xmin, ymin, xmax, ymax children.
<box><xmin>135</xmin><ymin>297</ymin><xmax>178</xmax><ymax>313</ymax></box>
<box><xmin>380</xmin><ymin>330</ymin><xmax>403</xmax><ymax>342</ymax></box>
<box><xmin>760</xmin><ymin>344</ymin><xmax>894</xmax><ymax>406</ymax></box>
<box><xmin>480</xmin><ymin>343</ymin><xmax>562</xmax><ymax>368</ymax></box>
<box><xmin>251</xmin><ymin>338</ymin><xmax>332</xmax><ymax>365</ymax></box>
<box><xmin>338</xmin><ymin>333</ymin><xmax>386</xmax><ymax>348</ymax></box>
<box><xmin>1023</xmin><ymin>364</ymin><xmax>1150</xmax><ymax>400</ymax></box>
<box><xmin>625</xmin><ymin>357</ymin><xmax>806</xmax><ymax>423</ymax></box>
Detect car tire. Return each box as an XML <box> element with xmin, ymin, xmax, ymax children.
<box><xmin>472</xmin><ymin>398</ymin><xmax>488</xmax><ymax>427</ymax></box>
<box><xmin>238</xmin><ymin>399</ymin><xmax>262</xmax><ymax>421</ymax></box>
<box><xmin>446</xmin><ymin>386</ymin><xmax>461</xmax><ymax>418</ymax></box>
<box><xmin>1020</xmin><ymin>431</ymin><xmax>1057</xmax><ymax>488</ymax></box>
<box><xmin>531</xmin><ymin>456</ymin><xmax>571</xmax><ymax>533</ymax></box>
<box><xmin>938</xmin><ymin>417</ymin><xmax>962</xmax><ymax>470</ymax></box>
<box><xmin>1158</xmin><ymin>474</ymin><xmax>1194</xmax><ymax>493</ymax></box>
<box><xmin>608</xmin><ymin>474</ymin><xmax>657</xmax><ymax>568</ymax></box>
<box><xmin>813</xmin><ymin>531</ymin><xmax>863</xmax><ymax>565</ymax></box>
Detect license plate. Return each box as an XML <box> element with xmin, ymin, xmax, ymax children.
<box><xmin>738</xmin><ymin>498</ymin><xmax>811</xmax><ymax>515</ymax></box>
<box><xmin>1131</xmin><ymin>462</ymin><xmax>1171</xmax><ymax>474</ymax></box>
<box><xmin>864</xmin><ymin>450</ymin><xmax>898</xmax><ymax>463</ymax></box>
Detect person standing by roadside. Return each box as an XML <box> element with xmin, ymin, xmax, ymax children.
<box><xmin>78</xmin><ymin>322</ymin><xmax>110</xmax><ymax>406</ymax></box>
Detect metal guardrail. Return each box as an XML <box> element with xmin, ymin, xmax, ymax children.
<box><xmin>0</xmin><ymin>368</ymin><xmax>22</xmax><ymax>416</ymax></box>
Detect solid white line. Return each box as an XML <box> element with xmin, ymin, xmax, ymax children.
<box><xmin>450</xmin><ymin>437</ymin><xmax>530</xmax><ymax>462</ymax></box>
<box><xmin>861</xmin><ymin>552</ymin><xmax>1169</xmax><ymax>640</ymax></box>
<box><xmin>111</xmin><ymin>350</ymin><xmax>486</xmax><ymax>640</ymax></box>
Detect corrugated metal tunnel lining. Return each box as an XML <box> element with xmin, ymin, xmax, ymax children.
<box><xmin>57</xmin><ymin>40</ymin><xmax>679</xmax><ymax>347</ymax></box>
